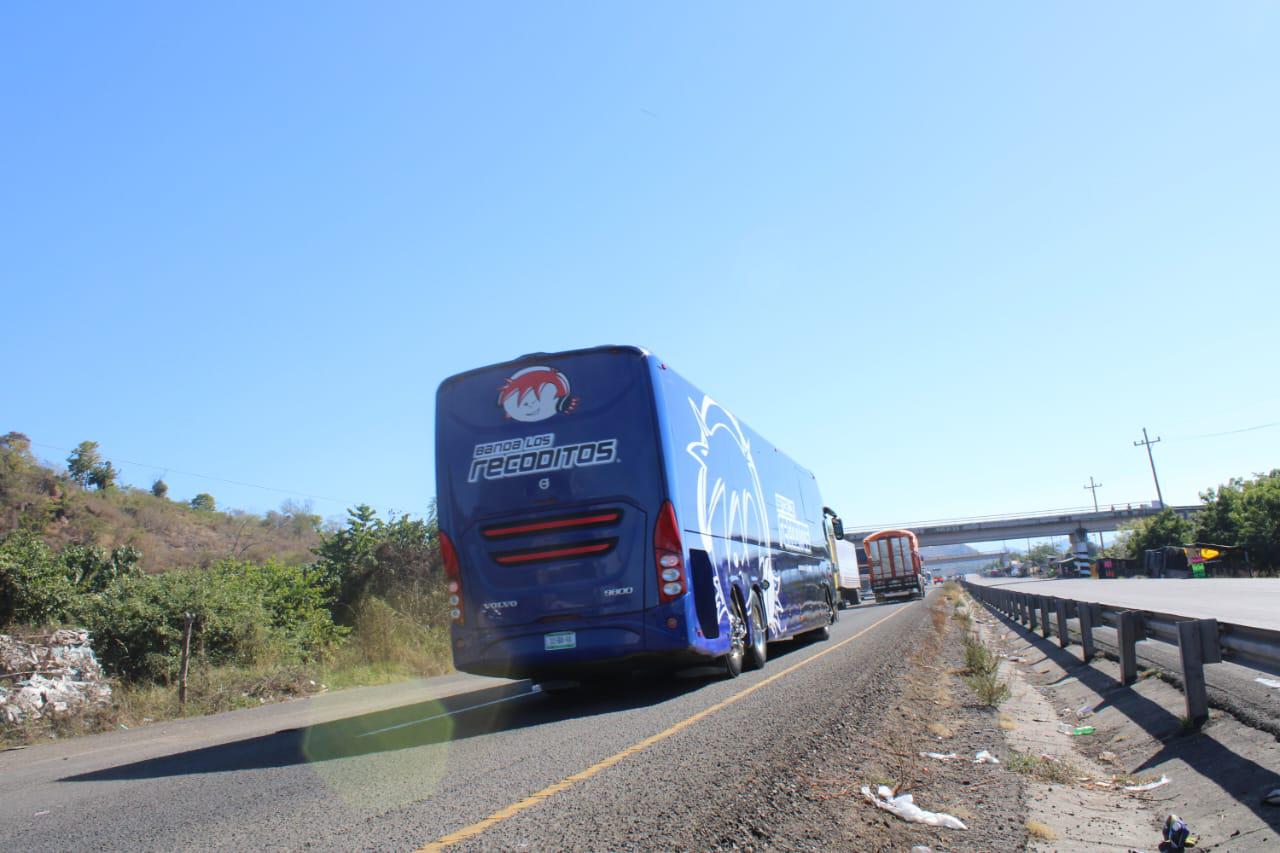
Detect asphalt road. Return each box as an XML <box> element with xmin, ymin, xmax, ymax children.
<box><xmin>968</xmin><ymin>576</ymin><xmax>1280</xmax><ymax>630</ymax></box>
<box><xmin>0</xmin><ymin>599</ymin><xmax>924</xmax><ymax>852</ymax></box>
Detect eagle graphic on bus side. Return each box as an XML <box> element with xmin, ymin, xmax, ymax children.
<box><xmin>685</xmin><ymin>394</ymin><xmax>784</xmax><ymax>638</ymax></box>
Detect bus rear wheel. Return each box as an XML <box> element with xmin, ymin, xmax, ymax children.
<box><xmin>745</xmin><ymin>591</ymin><xmax>767</xmax><ymax>671</ymax></box>
<box><xmin>722</xmin><ymin>597</ymin><xmax>746</xmax><ymax>678</ymax></box>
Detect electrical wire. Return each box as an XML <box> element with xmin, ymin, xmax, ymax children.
<box><xmin>28</xmin><ymin>440</ymin><xmax>401</xmax><ymax>514</ymax></box>
<box><xmin>1167</xmin><ymin>421</ymin><xmax>1280</xmax><ymax>442</ymax></box>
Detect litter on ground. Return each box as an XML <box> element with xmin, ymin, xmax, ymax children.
<box><xmin>1262</xmin><ymin>787</ymin><xmax>1280</xmax><ymax>806</ymax></box>
<box><xmin>919</xmin><ymin>751</ymin><xmax>958</xmax><ymax>761</ymax></box>
<box><xmin>973</xmin><ymin>750</ymin><xmax>999</xmax><ymax>764</ymax></box>
<box><xmin>1124</xmin><ymin>775</ymin><xmax>1170</xmax><ymax>793</ymax></box>
<box><xmin>1057</xmin><ymin>723</ymin><xmax>1096</xmax><ymax>736</ymax></box>
<box><xmin>1254</xmin><ymin>677</ymin><xmax>1280</xmax><ymax>689</ymax></box>
<box><xmin>1160</xmin><ymin>813</ymin><xmax>1196</xmax><ymax>852</ymax></box>
<box><xmin>860</xmin><ymin>785</ymin><xmax>967</xmax><ymax>830</ymax></box>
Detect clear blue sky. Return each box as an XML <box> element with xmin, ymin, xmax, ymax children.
<box><xmin>4</xmin><ymin>3</ymin><xmax>1278</xmax><ymax>529</ymax></box>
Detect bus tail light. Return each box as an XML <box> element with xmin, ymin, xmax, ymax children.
<box><xmin>440</xmin><ymin>530</ymin><xmax>465</xmax><ymax>624</ymax></box>
<box><xmin>654</xmin><ymin>501</ymin><xmax>686</xmax><ymax>603</ymax></box>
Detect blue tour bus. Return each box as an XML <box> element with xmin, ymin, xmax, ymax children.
<box><xmin>435</xmin><ymin>345</ymin><xmax>844</xmax><ymax>680</ymax></box>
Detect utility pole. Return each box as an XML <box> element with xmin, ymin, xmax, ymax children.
<box><xmin>1133</xmin><ymin>427</ymin><xmax>1165</xmax><ymax>508</ymax></box>
<box><xmin>1084</xmin><ymin>476</ymin><xmax>1105</xmax><ymax>553</ymax></box>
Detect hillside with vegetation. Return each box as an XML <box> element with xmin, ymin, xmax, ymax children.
<box><xmin>0</xmin><ymin>431</ymin><xmax>449</xmax><ymax>743</ymax></box>
<box><xmin>1</xmin><ymin>434</ymin><xmax>324</xmax><ymax>572</ymax></box>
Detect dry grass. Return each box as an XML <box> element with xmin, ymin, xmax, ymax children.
<box><xmin>962</xmin><ymin>632</ymin><xmax>1010</xmax><ymax>706</ymax></box>
<box><xmin>926</xmin><ymin>721</ymin><xmax>953</xmax><ymax>738</ymax></box>
<box><xmin>997</xmin><ymin>713</ymin><xmax>1017</xmax><ymax>731</ymax></box>
<box><xmin>1007</xmin><ymin>751</ymin><xmax>1080</xmax><ymax>785</ymax></box>
<box><xmin>1026</xmin><ymin>820</ymin><xmax>1057</xmax><ymax>840</ymax></box>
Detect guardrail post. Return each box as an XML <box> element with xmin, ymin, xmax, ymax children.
<box><xmin>1040</xmin><ymin>597</ymin><xmax>1052</xmax><ymax>639</ymax></box>
<box><xmin>1078</xmin><ymin>602</ymin><xmax>1097</xmax><ymax>662</ymax></box>
<box><xmin>1028</xmin><ymin>596</ymin><xmax>1037</xmax><ymax>632</ymax></box>
<box><xmin>1177</xmin><ymin>620</ymin><xmax>1210</xmax><ymax>725</ymax></box>
<box><xmin>1118</xmin><ymin>611</ymin><xmax>1141</xmax><ymax>686</ymax></box>
<box><xmin>1055</xmin><ymin>599</ymin><xmax>1070</xmax><ymax>649</ymax></box>
<box><xmin>1200</xmin><ymin>619</ymin><xmax>1222</xmax><ymax>664</ymax></box>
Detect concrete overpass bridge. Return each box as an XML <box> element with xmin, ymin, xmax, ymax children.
<box><xmin>924</xmin><ymin>551</ymin><xmax>1008</xmax><ymax>567</ymax></box>
<box><xmin>847</xmin><ymin>503</ymin><xmax>1199</xmax><ymax>549</ymax></box>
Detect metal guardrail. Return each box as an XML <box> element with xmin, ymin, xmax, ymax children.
<box><xmin>961</xmin><ymin>579</ymin><xmax>1280</xmax><ymax>724</ymax></box>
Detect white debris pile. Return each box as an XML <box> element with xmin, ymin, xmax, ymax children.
<box><xmin>861</xmin><ymin>785</ymin><xmax>968</xmax><ymax>830</ymax></box>
<box><xmin>0</xmin><ymin>629</ymin><xmax>112</xmax><ymax>724</ymax></box>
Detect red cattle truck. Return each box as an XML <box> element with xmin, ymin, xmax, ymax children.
<box><xmin>863</xmin><ymin>528</ymin><xmax>924</xmax><ymax>602</ymax></box>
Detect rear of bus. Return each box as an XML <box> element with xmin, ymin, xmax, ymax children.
<box><xmin>864</xmin><ymin>529</ymin><xmax>923</xmax><ymax>601</ymax></box>
<box><xmin>435</xmin><ymin>346</ymin><xmax>690</xmax><ymax>678</ymax></box>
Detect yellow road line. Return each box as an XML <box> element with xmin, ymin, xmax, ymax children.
<box><xmin>416</xmin><ymin>604</ymin><xmax>912</xmax><ymax>852</ymax></box>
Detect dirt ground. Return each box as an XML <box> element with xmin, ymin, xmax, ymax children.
<box><xmin>973</xmin><ymin>595</ymin><xmax>1280</xmax><ymax>851</ymax></box>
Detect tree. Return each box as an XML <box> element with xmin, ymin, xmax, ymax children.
<box><xmin>0</xmin><ymin>432</ymin><xmax>35</xmax><ymax>480</ymax></box>
<box><xmin>1115</xmin><ymin>509</ymin><xmax>1191</xmax><ymax>559</ymax></box>
<box><xmin>190</xmin><ymin>493</ymin><xmax>217</xmax><ymax>512</ymax></box>
<box><xmin>151</xmin><ymin>478</ymin><xmax>169</xmax><ymax>499</ymax></box>
<box><xmin>1194</xmin><ymin>471</ymin><xmax>1280</xmax><ymax>571</ymax></box>
<box><xmin>67</xmin><ymin>441</ymin><xmax>103</xmax><ymax>487</ymax></box>
<box><xmin>311</xmin><ymin>503</ymin><xmax>441</xmax><ymax>622</ymax></box>
<box><xmin>0</xmin><ymin>432</ymin><xmax>31</xmax><ymax>455</ymax></box>
<box><xmin>87</xmin><ymin>460</ymin><xmax>118</xmax><ymax>490</ymax></box>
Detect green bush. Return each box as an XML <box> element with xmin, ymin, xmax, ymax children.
<box><xmin>80</xmin><ymin>559</ymin><xmax>344</xmax><ymax>683</ymax></box>
<box><xmin>0</xmin><ymin>531</ymin><xmax>78</xmax><ymax>626</ymax></box>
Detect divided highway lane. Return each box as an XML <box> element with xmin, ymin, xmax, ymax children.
<box><xmin>968</xmin><ymin>576</ymin><xmax>1280</xmax><ymax>631</ymax></box>
<box><xmin>0</xmin><ymin>599</ymin><xmax>924</xmax><ymax>852</ymax></box>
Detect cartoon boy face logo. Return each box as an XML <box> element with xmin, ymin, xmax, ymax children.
<box><xmin>497</xmin><ymin>366</ymin><xmax>578</xmax><ymax>422</ymax></box>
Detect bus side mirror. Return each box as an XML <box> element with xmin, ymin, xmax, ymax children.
<box><xmin>832</xmin><ymin>517</ymin><xmax>845</xmax><ymax>540</ymax></box>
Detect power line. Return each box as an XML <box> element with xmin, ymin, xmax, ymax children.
<box><xmin>1168</xmin><ymin>421</ymin><xmax>1280</xmax><ymax>442</ymax></box>
<box><xmin>1132</xmin><ymin>428</ymin><xmax>1165</xmax><ymax>508</ymax></box>
<box><xmin>28</xmin><ymin>440</ymin><xmax>389</xmax><ymax>513</ymax></box>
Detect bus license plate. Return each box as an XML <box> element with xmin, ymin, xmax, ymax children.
<box><xmin>544</xmin><ymin>631</ymin><xmax>576</xmax><ymax>651</ymax></box>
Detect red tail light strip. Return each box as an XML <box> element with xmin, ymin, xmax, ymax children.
<box><xmin>481</xmin><ymin>510</ymin><xmax>622</xmax><ymax>540</ymax></box>
<box><xmin>492</xmin><ymin>538</ymin><xmax>617</xmax><ymax>566</ymax></box>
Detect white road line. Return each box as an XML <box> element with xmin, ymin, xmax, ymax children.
<box><xmin>356</xmin><ymin>686</ymin><xmax>542</xmax><ymax>738</ymax></box>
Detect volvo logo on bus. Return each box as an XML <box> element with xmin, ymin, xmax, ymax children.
<box><xmin>497</xmin><ymin>366</ymin><xmax>578</xmax><ymax>422</ymax></box>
